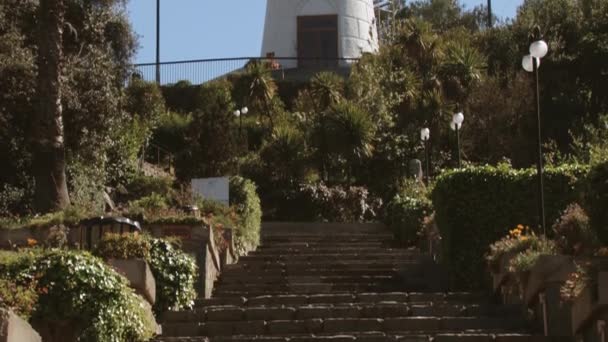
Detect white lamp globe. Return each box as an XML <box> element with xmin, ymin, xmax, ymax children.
<box><xmin>453</xmin><ymin>112</ymin><xmax>465</xmax><ymax>125</ymax></box>
<box><xmin>233</xmin><ymin>110</ymin><xmax>241</xmax><ymax>117</ymax></box>
<box><xmin>522</xmin><ymin>55</ymin><xmax>540</xmax><ymax>73</ymax></box>
<box><xmin>420</xmin><ymin>128</ymin><xmax>430</xmax><ymax>141</ymax></box>
<box><xmin>450</xmin><ymin>121</ymin><xmax>461</xmax><ymax>131</ymax></box>
<box><xmin>530</xmin><ymin>40</ymin><xmax>549</xmax><ymax>59</ymax></box>
<box><xmin>241</xmin><ymin>107</ymin><xmax>249</xmax><ymax>115</ymax></box>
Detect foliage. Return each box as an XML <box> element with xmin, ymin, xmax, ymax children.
<box><xmin>585</xmin><ymin>161</ymin><xmax>608</xmax><ymax>244</ymax></box>
<box><xmin>487</xmin><ymin>224</ymin><xmax>535</xmax><ymax>272</ymax></box>
<box><xmin>94</xmin><ymin>233</ymin><xmax>151</xmax><ymax>260</ymax></box>
<box><xmin>291</xmin><ymin>183</ymin><xmax>382</xmax><ymax>223</ymax></box>
<box><xmin>0</xmin><ymin>277</ymin><xmax>38</xmax><ymax>319</ymax></box>
<box><xmin>176</xmin><ymin>79</ymin><xmax>238</xmax><ymax>180</ymax></box>
<box><xmin>508</xmin><ymin>237</ymin><xmax>557</xmax><ymax>273</ymax></box>
<box><xmin>432</xmin><ymin>164</ymin><xmax>587</xmax><ymax>289</ymax></box>
<box><xmin>229</xmin><ymin>176</ymin><xmax>262</xmax><ymax>254</ymax></box>
<box><xmin>552</xmin><ymin>203</ymin><xmax>598</xmax><ymax>256</ymax></box>
<box><xmin>259</xmin><ymin>124</ymin><xmax>310</xmax><ymax>187</ymax></box>
<box><xmin>147</xmin><ymin>238</ymin><xmax>197</xmax><ymax>314</ymax></box>
<box><xmin>385</xmin><ymin>180</ymin><xmax>433</xmax><ymax>246</ymax></box>
<box><xmin>561</xmin><ymin>263</ymin><xmax>592</xmax><ymax>302</ymax></box>
<box><xmin>309</xmin><ymin>72</ymin><xmax>345</xmax><ymax>111</ymax></box>
<box><xmin>121</xmin><ymin>174</ymin><xmax>174</xmax><ymax>204</ymax></box>
<box><xmin>129</xmin><ymin>193</ymin><xmax>169</xmax><ymax>212</ymax></box>
<box><xmin>0</xmin><ymin>249</ymin><xmax>155</xmax><ymax>342</ymax></box>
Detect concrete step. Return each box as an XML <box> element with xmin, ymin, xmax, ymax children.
<box><xmin>163</xmin><ymin>303</ymin><xmax>522</xmax><ymax>323</ymax></box>
<box><xmin>250</xmin><ymin>247</ymin><xmax>417</xmax><ymax>254</ymax></box>
<box><xmin>217</xmin><ymin>275</ymin><xmax>400</xmax><ymax>285</ymax></box>
<box><xmin>239</xmin><ymin>254</ymin><xmax>422</xmax><ymax>262</ymax></box>
<box><xmin>227</xmin><ymin>261</ymin><xmax>420</xmax><ymax>270</ymax></box>
<box><xmin>219</xmin><ymin>268</ymin><xmax>403</xmax><ymax>278</ymax></box>
<box><xmin>155</xmin><ymin>334</ymin><xmax>570</xmax><ymax>342</ymax></box>
<box><xmin>196</xmin><ymin>293</ymin><xmax>489</xmax><ymax>308</ymax></box>
<box><xmin>160</xmin><ymin>317</ymin><xmax>528</xmax><ymax>337</ymax></box>
<box><xmin>213</xmin><ymin>283</ymin><xmax>404</xmax><ymax>296</ymax></box>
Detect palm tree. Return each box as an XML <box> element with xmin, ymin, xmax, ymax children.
<box><xmin>32</xmin><ymin>0</ymin><xmax>70</xmax><ymax>212</ymax></box>
<box><xmin>243</xmin><ymin>61</ymin><xmax>277</xmax><ymax>128</ymax></box>
<box><xmin>440</xmin><ymin>43</ymin><xmax>486</xmax><ymax>103</ymax></box>
<box><xmin>309</xmin><ymin>72</ymin><xmax>344</xmax><ymax>113</ymax></box>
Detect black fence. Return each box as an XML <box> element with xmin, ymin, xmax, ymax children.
<box><xmin>133</xmin><ymin>57</ymin><xmax>360</xmax><ymax>85</ymax></box>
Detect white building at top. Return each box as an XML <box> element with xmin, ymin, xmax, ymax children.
<box><xmin>261</xmin><ymin>0</ymin><xmax>379</xmax><ymax>69</ymax></box>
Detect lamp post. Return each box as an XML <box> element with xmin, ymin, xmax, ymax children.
<box><xmin>233</xmin><ymin>106</ymin><xmax>248</xmax><ymax>136</ymax></box>
<box><xmin>522</xmin><ymin>32</ymin><xmax>549</xmax><ymax>236</ymax></box>
<box><xmin>451</xmin><ymin>112</ymin><xmax>464</xmax><ymax>168</ymax></box>
<box><xmin>420</xmin><ymin>128</ymin><xmax>431</xmax><ymax>183</ymax></box>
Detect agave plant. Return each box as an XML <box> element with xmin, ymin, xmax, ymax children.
<box><xmin>309</xmin><ymin>72</ymin><xmax>345</xmax><ymax>112</ymax></box>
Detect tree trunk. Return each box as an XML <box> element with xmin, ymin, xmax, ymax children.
<box><xmin>33</xmin><ymin>0</ymin><xmax>70</xmax><ymax>213</ymax></box>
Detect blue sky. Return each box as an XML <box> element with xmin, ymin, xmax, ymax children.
<box><xmin>127</xmin><ymin>0</ymin><xmax>524</xmax><ymax>64</ymax></box>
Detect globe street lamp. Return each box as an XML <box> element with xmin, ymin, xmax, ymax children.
<box><xmin>233</xmin><ymin>106</ymin><xmax>248</xmax><ymax>135</ymax></box>
<box><xmin>450</xmin><ymin>112</ymin><xmax>464</xmax><ymax>168</ymax></box>
<box><xmin>420</xmin><ymin>128</ymin><xmax>431</xmax><ymax>183</ymax></box>
<box><xmin>522</xmin><ymin>32</ymin><xmax>549</xmax><ymax>236</ymax></box>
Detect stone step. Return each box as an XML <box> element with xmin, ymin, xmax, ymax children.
<box><xmin>160</xmin><ymin>317</ymin><xmax>528</xmax><ymax>337</ymax></box>
<box><xmin>217</xmin><ymin>275</ymin><xmax>399</xmax><ymax>285</ymax></box>
<box><xmin>250</xmin><ymin>247</ymin><xmax>417</xmax><ymax>254</ymax></box>
<box><xmin>155</xmin><ymin>333</ymin><xmax>572</xmax><ymax>342</ymax></box>
<box><xmin>219</xmin><ymin>268</ymin><xmax>403</xmax><ymax>278</ymax></box>
<box><xmin>227</xmin><ymin>261</ymin><xmax>419</xmax><ymax>270</ymax></box>
<box><xmin>196</xmin><ymin>293</ymin><xmax>488</xmax><ymax>308</ymax></box>
<box><xmin>258</xmin><ymin>242</ymin><xmax>392</xmax><ymax>248</ymax></box>
<box><xmin>213</xmin><ymin>283</ymin><xmax>404</xmax><ymax>296</ymax></box>
<box><xmin>239</xmin><ymin>254</ymin><xmax>421</xmax><ymax>262</ymax></box>
<box><xmin>163</xmin><ymin>303</ymin><xmax>522</xmax><ymax>323</ymax></box>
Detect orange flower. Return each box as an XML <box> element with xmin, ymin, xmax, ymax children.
<box><xmin>27</xmin><ymin>238</ymin><xmax>38</xmax><ymax>247</ymax></box>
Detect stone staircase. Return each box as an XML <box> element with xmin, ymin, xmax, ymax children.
<box><xmin>154</xmin><ymin>223</ymin><xmax>562</xmax><ymax>342</ymax></box>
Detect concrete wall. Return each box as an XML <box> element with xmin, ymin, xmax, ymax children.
<box><xmin>261</xmin><ymin>0</ymin><xmax>379</xmax><ymax>68</ymax></box>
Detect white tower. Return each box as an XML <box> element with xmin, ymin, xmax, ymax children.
<box><xmin>261</xmin><ymin>0</ymin><xmax>379</xmax><ymax>69</ymax></box>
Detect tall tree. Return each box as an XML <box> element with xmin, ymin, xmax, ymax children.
<box><xmin>32</xmin><ymin>0</ymin><xmax>70</xmax><ymax>212</ymax></box>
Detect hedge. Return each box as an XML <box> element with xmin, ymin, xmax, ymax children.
<box><xmin>585</xmin><ymin>161</ymin><xmax>608</xmax><ymax>244</ymax></box>
<box><xmin>229</xmin><ymin>176</ymin><xmax>262</xmax><ymax>254</ymax></box>
<box><xmin>94</xmin><ymin>234</ymin><xmax>198</xmax><ymax>315</ymax></box>
<box><xmin>385</xmin><ymin>194</ymin><xmax>432</xmax><ymax>247</ymax></box>
<box><xmin>431</xmin><ymin>164</ymin><xmax>588</xmax><ymax>289</ymax></box>
<box><xmin>0</xmin><ymin>249</ymin><xmax>156</xmax><ymax>341</ymax></box>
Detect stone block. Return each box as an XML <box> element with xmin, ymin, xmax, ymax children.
<box><xmin>205</xmin><ymin>308</ymin><xmax>244</xmax><ymax>321</ymax></box>
<box><xmin>108</xmin><ymin>258</ymin><xmax>156</xmax><ymax>304</ymax></box>
<box><xmin>244</xmin><ymin>307</ymin><xmax>296</xmax><ymax>321</ymax></box>
<box><xmin>323</xmin><ymin>318</ymin><xmax>383</xmax><ymax>333</ymax></box>
<box><xmin>0</xmin><ymin>309</ymin><xmax>41</xmax><ymax>342</ymax></box>
<box><xmin>384</xmin><ymin>317</ymin><xmax>440</xmax><ymax>331</ymax></box>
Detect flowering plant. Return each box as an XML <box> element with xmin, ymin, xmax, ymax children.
<box><xmin>486</xmin><ymin>224</ymin><xmax>535</xmax><ymax>272</ymax></box>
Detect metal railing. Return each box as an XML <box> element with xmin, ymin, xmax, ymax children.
<box><xmin>133</xmin><ymin>57</ymin><xmax>360</xmax><ymax>85</ymax></box>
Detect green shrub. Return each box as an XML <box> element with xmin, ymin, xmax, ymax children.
<box><xmin>0</xmin><ymin>250</ymin><xmax>155</xmax><ymax>341</ymax></box>
<box><xmin>586</xmin><ymin>161</ymin><xmax>608</xmax><ymax>244</ymax></box>
<box><xmin>552</xmin><ymin>203</ymin><xmax>598</xmax><ymax>255</ymax></box>
<box><xmin>0</xmin><ymin>278</ymin><xmax>38</xmax><ymax>319</ymax></box>
<box><xmin>432</xmin><ymin>164</ymin><xmax>587</xmax><ymax>289</ymax></box>
<box><xmin>94</xmin><ymin>233</ymin><xmax>151</xmax><ymax>260</ymax></box>
<box><xmin>122</xmin><ymin>174</ymin><xmax>174</xmax><ymax>203</ymax></box>
<box><xmin>508</xmin><ymin>237</ymin><xmax>558</xmax><ymax>273</ymax></box>
<box><xmin>94</xmin><ymin>234</ymin><xmax>197</xmax><ymax>315</ymax></box>
<box><xmin>148</xmin><ymin>238</ymin><xmax>197</xmax><ymax>314</ymax></box>
<box><xmin>385</xmin><ymin>193</ymin><xmax>432</xmax><ymax>247</ymax></box>
<box><xmin>229</xmin><ymin>176</ymin><xmax>262</xmax><ymax>254</ymax></box>
<box><xmin>129</xmin><ymin>192</ymin><xmax>169</xmax><ymax>212</ymax></box>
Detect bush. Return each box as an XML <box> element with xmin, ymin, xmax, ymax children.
<box><xmin>229</xmin><ymin>176</ymin><xmax>262</xmax><ymax>254</ymax></box>
<box><xmin>432</xmin><ymin>164</ymin><xmax>587</xmax><ymax>289</ymax></box>
<box><xmin>94</xmin><ymin>233</ymin><xmax>151</xmax><ymax>260</ymax></box>
<box><xmin>287</xmin><ymin>183</ymin><xmax>382</xmax><ymax>222</ymax></box>
<box><xmin>508</xmin><ymin>237</ymin><xmax>558</xmax><ymax>273</ymax></box>
<box><xmin>486</xmin><ymin>224</ymin><xmax>535</xmax><ymax>272</ymax></box>
<box><xmin>0</xmin><ymin>250</ymin><xmax>155</xmax><ymax>341</ymax></box>
<box><xmin>586</xmin><ymin>161</ymin><xmax>608</xmax><ymax>244</ymax></box>
<box><xmin>552</xmin><ymin>203</ymin><xmax>598</xmax><ymax>255</ymax></box>
<box><xmin>148</xmin><ymin>238</ymin><xmax>197</xmax><ymax>314</ymax></box>
<box><xmin>385</xmin><ymin>181</ymin><xmax>433</xmax><ymax>246</ymax></box>
<box><xmin>121</xmin><ymin>174</ymin><xmax>174</xmax><ymax>204</ymax></box>
<box><xmin>94</xmin><ymin>234</ymin><xmax>197</xmax><ymax>315</ymax></box>
<box><xmin>0</xmin><ymin>277</ymin><xmax>38</xmax><ymax>319</ymax></box>
<box><xmin>129</xmin><ymin>193</ymin><xmax>169</xmax><ymax>212</ymax></box>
